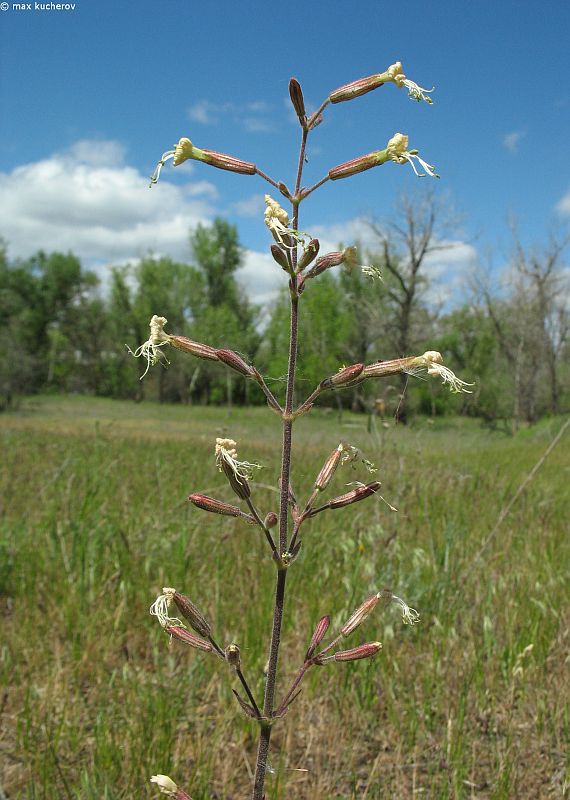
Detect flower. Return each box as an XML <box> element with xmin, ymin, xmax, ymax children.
<box><xmin>384</xmin><ymin>61</ymin><xmax>434</xmax><ymax>104</ymax></box>
<box><xmin>150</xmin><ymin>774</ymin><xmax>179</xmax><ymax>795</ymax></box>
<box><xmin>361</xmin><ymin>265</ymin><xmax>383</xmax><ymax>281</ymax></box>
<box><xmin>149</xmin><ymin>588</ymin><xmax>185</xmax><ymax>629</ymax></box>
<box><xmin>409</xmin><ymin>351</ymin><xmax>474</xmax><ymax>394</ymax></box>
<box><xmin>386</xmin><ymin>133</ymin><xmax>439</xmax><ymax>179</ymax></box>
<box><xmin>149</xmin><ymin>138</ymin><xmax>194</xmax><ymax>186</ymax></box>
<box><xmin>126</xmin><ymin>315</ymin><xmax>171</xmax><ymax>378</ymax></box>
<box><xmin>385</xmin><ymin>593</ymin><xmax>421</xmax><ymax>625</ymax></box>
<box><xmin>215</xmin><ymin>438</ymin><xmax>262</xmax><ymax>483</ymax></box>
<box><xmin>264</xmin><ymin>195</ymin><xmax>308</xmax><ymax>248</ymax></box>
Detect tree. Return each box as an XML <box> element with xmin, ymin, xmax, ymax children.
<box><xmin>365</xmin><ymin>190</ymin><xmax>460</xmax><ymax>420</ymax></box>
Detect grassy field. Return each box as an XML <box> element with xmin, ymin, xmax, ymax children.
<box><xmin>0</xmin><ymin>396</ymin><xmax>568</xmax><ymax>799</ymax></box>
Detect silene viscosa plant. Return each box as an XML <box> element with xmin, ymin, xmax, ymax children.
<box><xmin>132</xmin><ymin>61</ymin><xmax>473</xmax><ymax>800</ymax></box>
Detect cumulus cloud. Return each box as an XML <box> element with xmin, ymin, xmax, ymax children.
<box><xmin>0</xmin><ymin>139</ymin><xmax>217</xmax><ymax>275</ymax></box>
<box><xmin>502</xmin><ymin>129</ymin><xmax>526</xmax><ymax>154</ymax></box>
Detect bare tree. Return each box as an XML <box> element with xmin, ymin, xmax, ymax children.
<box><xmin>366</xmin><ymin>189</ymin><xmax>461</xmax><ymax>420</ymax></box>
<box><xmin>479</xmin><ymin>228</ymin><xmax>569</xmax><ymax>422</ymax></box>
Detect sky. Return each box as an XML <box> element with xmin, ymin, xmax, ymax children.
<box><xmin>1</xmin><ymin>0</ymin><xmax>570</xmax><ymax>305</ymax></box>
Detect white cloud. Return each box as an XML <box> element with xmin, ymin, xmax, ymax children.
<box><xmin>555</xmin><ymin>187</ymin><xmax>570</xmax><ymax>216</ymax></box>
<box><xmin>502</xmin><ymin>129</ymin><xmax>526</xmax><ymax>154</ymax></box>
<box><xmin>232</xmin><ymin>193</ymin><xmax>266</xmax><ymax>218</ymax></box>
<box><xmin>188</xmin><ymin>99</ymin><xmax>273</xmax><ymax>132</ymax></box>
<box><xmin>0</xmin><ymin>139</ymin><xmax>217</xmax><ymax>276</ymax></box>
<box><xmin>238</xmin><ymin>250</ymin><xmax>283</xmax><ymax>309</ymax></box>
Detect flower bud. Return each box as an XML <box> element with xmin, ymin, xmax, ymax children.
<box><xmin>264</xmin><ymin>511</ymin><xmax>278</xmax><ymax>529</ymax></box>
<box><xmin>289</xmin><ymin>77</ymin><xmax>306</xmax><ymax>122</ymax></box>
<box><xmin>305</xmin><ymin>615</ymin><xmax>330</xmax><ymax>660</ymax></box>
<box><xmin>297</xmin><ymin>239</ymin><xmax>320</xmax><ymax>271</ymax></box>
<box><xmin>172</xmin><ymin>591</ymin><xmax>211</xmax><ymax>638</ymax></box>
<box><xmin>165</xmin><ymin>626</ymin><xmax>213</xmax><ymax>652</ymax></box>
<box><xmin>326</xmin><ymin>481</ymin><xmax>381</xmax><ymax>510</ymax></box>
<box><xmin>340</xmin><ymin>594</ymin><xmax>380</xmax><ymax>637</ymax></box>
<box><xmin>325</xmin><ymin>363</ymin><xmax>365</xmax><ymax>388</ymax></box>
<box><xmin>314</xmin><ymin>445</ymin><xmax>342</xmax><ymax>491</ymax></box>
<box><xmin>329</xmin><ymin>74</ymin><xmax>387</xmax><ymax>104</ymax></box>
<box><xmin>216</xmin><ymin>349</ymin><xmax>254</xmax><ymax>377</ymax></box>
<box><xmin>225</xmin><ymin>643</ymin><xmax>241</xmax><ymax>668</ymax></box>
<box><xmin>188</xmin><ymin>493</ymin><xmax>245</xmax><ymax>517</ymax></box>
<box><xmin>270</xmin><ymin>244</ymin><xmax>291</xmax><ymax>272</ymax></box>
<box><xmin>331</xmin><ymin>641</ymin><xmax>382</xmax><ymax>662</ymax></box>
<box><xmin>199</xmin><ymin>148</ymin><xmax>256</xmax><ymax>175</ymax></box>
<box><xmin>170</xmin><ymin>336</ymin><xmax>219</xmax><ymax>362</ymax></box>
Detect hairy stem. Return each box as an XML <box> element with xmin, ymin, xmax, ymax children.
<box><xmin>251</xmin><ymin>128</ymin><xmax>307</xmax><ymax>800</ymax></box>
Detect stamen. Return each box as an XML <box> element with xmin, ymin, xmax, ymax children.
<box><xmin>403</xmin><ymin>78</ymin><xmax>434</xmax><ymax>104</ymax></box>
<box><xmin>215</xmin><ymin>438</ymin><xmax>262</xmax><ymax>482</ymax></box>
<box><xmin>150</xmin><ymin>588</ymin><xmax>185</xmax><ymax>628</ymax></box>
<box><xmin>388</xmin><ymin>594</ymin><xmax>421</xmax><ymax>625</ymax></box>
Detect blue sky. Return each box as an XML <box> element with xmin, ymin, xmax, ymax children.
<box><xmin>1</xmin><ymin>0</ymin><xmax>569</xmax><ymax>303</ymax></box>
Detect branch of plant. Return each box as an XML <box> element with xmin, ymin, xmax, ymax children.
<box><xmin>244</xmin><ymin>496</ymin><xmax>279</xmax><ymax>559</ymax></box>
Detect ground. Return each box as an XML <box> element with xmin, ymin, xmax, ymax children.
<box><xmin>0</xmin><ymin>397</ymin><xmax>568</xmax><ymax>799</ymax></box>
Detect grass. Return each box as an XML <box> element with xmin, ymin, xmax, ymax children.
<box><xmin>1</xmin><ymin>396</ymin><xmax>569</xmax><ymax>799</ymax></box>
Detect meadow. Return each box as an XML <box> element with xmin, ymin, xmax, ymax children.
<box><xmin>0</xmin><ymin>396</ymin><xmax>568</xmax><ymax>799</ymax></box>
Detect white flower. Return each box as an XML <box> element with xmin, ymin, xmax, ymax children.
<box><xmin>215</xmin><ymin>438</ymin><xmax>262</xmax><ymax>482</ymax></box>
<box><xmin>361</xmin><ymin>265</ymin><xmax>383</xmax><ymax>281</ymax></box>
<box><xmin>385</xmin><ymin>61</ymin><xmax>434</xmax><ymax>104</ymax></box>
<box><xmin>386</xmin><ymin>133</ymin><xmax>439</xmax><ymax>179</ymax></box>
<box><xmin>150</xmin><ymin>774</ymin><xmax>179</xmax><ymax>795</ymax></box>
<box><xmin>264</xmin><ymin>195</ymin><xmax>308</xmax><ymax>248</ymax></box>
<box><xmin>149</xmin><ymin>588</ymin><xmax>184</xmax><ymax>629</ymax></box>
<box><xmin>406</xmin><ymin>350</ymin><xmax>474</xmax><ymax>394</ymax></box>
<box><xmin>127</xmin><ymin>315</ymin><xmax>171</xmax><ymax>379</ymax></box>
<box><xmin>385</xmin><ymin>593</ymin><xmax>421</xmax><ymax>625</ymax></box>
<box><xmin>149</xmin><ymin>137</ymin><xmax>194</xmax><ymax>186</ymax></box>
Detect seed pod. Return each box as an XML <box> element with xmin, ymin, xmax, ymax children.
<box><xmin>329</xmin><ymin>74</ymin><xmax>386</xmax><ymax>104</ymax></box>
<box><xmin>225</xmin><ymin>643</ymin><xmax>241</xmax><ymax>669</ymax></box>
<box><xmin>170</xmin><ymin>335</ymin><xmax>219</xmax><ymax>361</ymax></box>
<box><xmin>331</xmin><ymin>641</ymin><xmax>382</xmax><ymax>662</ymax></box>
<box><xmin>303</xmin><ymin>251</ymin><xmax>345</xmax><ymax>281</ymax></box>
<box><xmin>289</xmin><ymin>77</ymin><xmax>306</xmax><ymax>122</ymax></box>
<box><xmin>220</xmin><ymin>459</ymin><xmax>251</xmax><ymax>500</ymax></box>
<box><xmin>172</xmin><ymin>591</ymin><xmax>211</xmax><ymax>638</ymax></box>
<box><xmin>328</xmin><ymin>151</ymin><xmax>386</xmax><ymax>181</ymax></box>
<box><xmin>200</xmin><ymin>149</ymin><xmax>256</xmax><ymax>175</ymax></box>
<box><xmin>270</xmin><ymin>244</ymin><xmax>291</xmax><ymax>272</ymax></box>
<box><xmin>326</xmin><ymin>481</ymin><xmax>381</xmax><ymax>510</ymax></box>
<box><xmin>165</xmin><ymin>626</ymin><xmax>213</xmax><ymax>652</ymax></box>
<box><xmin>188</xmin><ymin>493</ymin><xmax>243</xmax><ymax>517</ymax></box>
<box><xmin>305</xmin><ymin>615</ymin><xmax>331</xmax><ymax>660</ymax></box>
<box><xmin>314</xmin><ymin>446</ymin><xmax>342</xmax><ymax>491</ymax></box>
<box><xmin>297</xmin><ymin>239</ymin><xmax>320</xmax><ymax>271</ymax></box>
<box><xmin>340</xmin><ymin>594</ymin><xmax>380</xmax><ymax>637</ymax></box>
<box><xmin>264</xmin><ymin>511</ymin><xmax>278</xmax><ymax>529</ymax></box>
<box><xmin>216</xmin><ymin>349</ymin><xmax>254</xmax><ymax>377</ymax></box>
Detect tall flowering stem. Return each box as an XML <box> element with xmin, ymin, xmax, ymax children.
<box><xmin>141</xmin><ymin>65</ymin><xmax>475</xmax><ymax>800</ymax></box>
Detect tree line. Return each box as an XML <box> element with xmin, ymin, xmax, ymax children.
<box><xmin>1</xmin><ymin>196</ymin><xmax>568</xmax><ymax>425</ymax></box>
